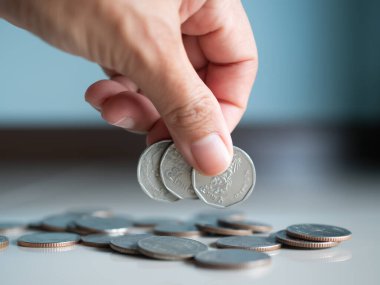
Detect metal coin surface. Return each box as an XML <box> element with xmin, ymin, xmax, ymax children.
<box><xmin>286</xmin><ymin>224</ymin><xmax>352</xmax><ymax>242</ymax></box>
<box><xmin>196</xmin><ymin>223</ymin><xmax>252</xmax><ymax>236</ymax></box>
<box><xmin>194</xmin><ymin>249</ymin><xmax>271</xmax><ymax>269</ymax></box>
<box><xmin>41</xmin><ymin>214</ymin><xmax>82</xmax><ymax>232</ymax></box>
<box><xmin>133</xmin><ymin>217</ymin><xmax>180</xmax><ymax>228</ymax></box>
<box><xmin>75</xmin><ymin>216</ymin><xmax>132</xmax><ymax>234</ymax></box>
<box><xmin>192</xmin><ymin>146</ymin><xmax>255</xmax><ymax>208</ymax></box>
<box><xmin>137</xmin><ymin>140</ymin><xmax>179</xmax><ymax>202</ymax></box>
<box><xmin>0</xmin><ymin>222</ymin><xmax>26</xmax><ymax>234</ymax></box>
<box><xmin>137</xmin><ymin>236</ymin><xmax>208</xmax><ymax>260</ymax></box>
<box><xmin>153</xmin><ymin>224</ymin><xmax>200</xmax><ymax>237</ymax></box>
<box><xmin>216</xmin><ymin>236</ymin><xmax>281</xmax><ymax>252</ymax></box>
<box><xmin>160</xmin><ymin>144</ymin><xmax>198</xmax><ymax>199</ymax></box>
<box><xmin>275</xmin><ymin>230</ymin><xmax>339</xmax><ymax>249</ymax></box>
<box><xmin>218</xmin><ymin>218</ymin><xmax>272</xmax><ymax>233</ymax></box>
<box><xmin>110</xmin><ymin>234</ymin><xmax>153</xmax><ymax>255</ymax></box>
<box><xmin>81</xmin><ymin>234</ymin><xmax>125</xmax><ymax>248</ymax></box>
<box><xmin>17</xmin><ymin>232</ymin><xmax>80</xmax><ymax>248</ymax></box>
<box><xmin>0</xmin><ymin>236</ymin><xmax>9</xmax><ymax>249</ymax></box>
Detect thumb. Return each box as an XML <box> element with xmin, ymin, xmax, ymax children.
<box><xmin>137</xmin><ymin>48</ymin><xmax>233</xmax><ymax>176</ymax></box>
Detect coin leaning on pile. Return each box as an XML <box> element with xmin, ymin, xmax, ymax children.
<box><xmin>137</xmin><ymin>140</ymin><xmax>256</xmax><ymax>208</ymax></box>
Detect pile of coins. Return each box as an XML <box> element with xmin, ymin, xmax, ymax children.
<box><xmin>0</xmin><ymin>209</ymin><xmax>352</xmax><ymax>270</ymax></box>
<box><xmin>137</xmin><ymin>141</ymin><xmax>256</xmax><ymax>208</ymax></box>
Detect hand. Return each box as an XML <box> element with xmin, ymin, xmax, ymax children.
<box><xmin>0</xmin><ymin>0</ymin><xmax>257</xmax><ymax>176</ymax></box>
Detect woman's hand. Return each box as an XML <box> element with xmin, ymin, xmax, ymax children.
<box><xmin>0</xmin><ymin>0</ymin><xmax>257</xmax><ymax>175</ymax></box>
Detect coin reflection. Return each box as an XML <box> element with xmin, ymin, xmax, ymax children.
<box><xmin>282</xmin><ymin>248</ymin><xmax>352</xmax><ymax>263</ymax></box>
<box><xmin>17</xmin><ymin>245</ymin><xmax>76</xmax><ymax>253</ymax></box>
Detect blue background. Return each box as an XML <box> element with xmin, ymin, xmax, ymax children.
<box><xmin>0</xmin><ymin>0</ymin><xmax>379</xmax><ymax>127</ymax></box>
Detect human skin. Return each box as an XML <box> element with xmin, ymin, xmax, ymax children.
<box><xmin>0</xmin><ymin>0</ymin><xmax>258</xmax><ymax>176</ymax></box>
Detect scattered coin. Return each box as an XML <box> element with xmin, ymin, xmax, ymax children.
<box><xmin>153</xmin><ymin>223</ymin><xmax>200</xmax><ymax>237</ymax></box>
<box><xmin>286</xmin><ymin>224</ymin><xmax>352</xmax><ymax>242</ymax></box>
<box><xmin>66</xmin><ymin>207</ymin><xmax>112</xmax><ymax>218</ymax></box>
<box><xmin>28</xmin><ymin>221</ymin><xmax>43</xmax><ymax>231</ymax></box>
<box><xmin>133</xmin><ymin>217</ymin><xmax>180</xmax><ymax>228</ymax></box>
<box><xmin>160</xmin><ymin>143</ymin><xmax>198</xmax><ymax>200</ymax></box>
<box><xmin>194</xmin><ymin>249</ymin><xmax>271</xmax><ymax>269</ymax></box>
<box><xmin>192</xmin><ymin>210</ymin><xmax>245</xmax><ymax>224</ymax></box>
<box><xmin>66</xmin><ymin>222</ymin><xmax>93</xmax><ymax>235</ymax></box>
<box><xmin>216</xmin><ymin>236</ymin><xmax>281</xmax><ymax>252</ymax></box>
<box><xmin>0</xmin><ymin>222</ymin><xmax>26</xmax><ymax>234</ymax></box>
<box><xmin>218</xmin><ymin>217</ymin><xmax>272</xmax><ymax>233</ymax></box>
<box><xmin>192</xmin><ymin>146</ymin><xmax>256</xmax><ymax>208</ymax></box>
<box><xmin>41</xmin><ymin>214</ymin><xmax>82</xmax><ymax>232</ymax></box>
<box><xmin>0</xmin><ymin>236</ymin><xmax>9</xmax><ymax>249</ymax></box>
<box><xmin>137</xmin><ymin>140</ymin><xmax>179</xmax><ymax>203</ymax></box>
<box><xmin>110</xmin><ymin>234</ymin><xmax>153</xmax><ymax>255</ymax></box>
<box><xmin>81</xmin><ymin>233</ymin><xmax>125</xmax><ymax>248</ymax></box>
<box><xmin>275</xmin><ymin>230</ymin><xmax>339</xmax><ymax>249</ymax></box>
<box><xmin>75</xmin><ymin>217</ymin><xmax>132</xmax><ymax>234</ymax></box>
<box><xmin>17</xmin><ymin>232</ymin><xmax>80</xmax><ymax>248</ymax></box>
<box><xmin>137</xmin><ymin>236</ymin><xmax>208</xmax><ymax>260</ymax></box>
<box><xmin>196</xmin><ymin>223</ymin><xmax>253</xmax><ymax>236</ymax></box>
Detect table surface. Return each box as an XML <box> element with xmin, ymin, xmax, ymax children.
<box><xmin>0</xmin><ymin>160</ymin><xmax>379</xmax><ymax>285</ymax></box>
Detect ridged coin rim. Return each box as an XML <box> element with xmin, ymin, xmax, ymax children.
<box><xmin>286</xmin><ymin>224</ymin><xmax>352</xmax><ymax>242</ymax></box>
<box><xmin>275</xmin><ymin>230</ymin><xmax>339</xmax><ymax>249</ymax></box>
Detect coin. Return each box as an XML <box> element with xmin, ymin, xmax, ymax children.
<box><xmin>133</xmin><ymin>217</ymin><xmax>180</xmax><ymax>228</ymax></box>
<box><xmin>0</xmin><ymin>222</ymin><xmax>26</xmax><ymax>234</ymax></box>
<box><xmin>66</xmin><ymin>207</ymin><xmax>112</xmax><ymax>218</ymax></box>
<box><xmin>194</xmin><ymin>249</ymin><xmax>271</xmax><ymax>269</ymax></box>
<box><xmin>275</xmin><ymin>230</ymin><xmax>339</xmax><ymax>249</ymax></box>
<box><xmin>0</xmin><ymin>236</ymin><xmax>9</xmax><ymax>249</ymax></box>
<box><xmin>196</xmin><ymin>223</ymin><xmax>253</xmax><ymax>236</ymax></box>
<box><xmin>286</xmin><ymin>224</ymin><xmax>352</xmax><ymax>242</ymax></box>
<box><xmin>137</xmin><ymin>236</ymin><xmax>208</xmax><ymax>260</ymax></box>
<box><xmin>75</xmin><ymin>216</ymin><xmax>132</xmax><ymax>234</ymax></box>
<box><xmin>67</xmin><ymin>222</ymin><xmax>93</xmax><ymax>235</ymax></box>
<box><xmin>81</xmin><ymin>233</ymin><xmax>125</xmax><ymax>248</ymax></box>
<box><xmin>110</xmin><ymin>234</ymin><xmax>153</xmax><ymax>255</ymax></box>
<box><xmin>192</xmin><ymin>146</ymin><xmax>256</xmax><ymax>208</ymax></box>
<box><xmin>192</xmin><ymin>210</ymin><xmax>245</xmax><ymax>224</ymax></box>
<box><xmin>41</xmin><ymin>214</ymin><xmax>82</xmax><ymax>232</ymax></box>
<box><xmin>153</xmin><ymin>224</ymin><xmax>200</xmax><ymax>237</ymax></box>
<box><xmin>17</xmin><ymin>232</ymin><xmax>80</xmax><ymax>248</ymax></box>
<box><xmin>160</xmin><ymin>143</ymin><xmax>198</xmax><ymax>199</ymax></box>
<box><xmin>137</xmin><ymin>140</ymin><xmax>179</xmax><ymax>202</ymax></box>
<box><xmin>216</xmin><ymin>236</ymin><xmax>281</xmax><ymax>252</ymax></box>
<box><xmin>218</xmin><ymin>218</ymin><xmax>272</xmax><ymax>233</ymax></box>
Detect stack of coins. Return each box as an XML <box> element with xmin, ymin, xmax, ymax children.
<box><xmin>137</xmin><ymin>140</ymin><xmax>256</xmax><ymax>208</ymax></box>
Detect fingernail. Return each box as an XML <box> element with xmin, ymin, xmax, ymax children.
<box><xmin>112</xmin><ymin>117</ymin><xmax>135</xmax><ymax>129</ymax></box>
<box><xmin>191</xmin><ymin>133</ymin><xmax>231</xmax><ymax>176</ymax></box>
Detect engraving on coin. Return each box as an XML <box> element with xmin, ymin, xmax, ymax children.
<box><xmin>192</xmin><ymin>146</ymin><xmax>255</xmax><ymax>208</ymax></box>
<box><xmin>218</xmin><ymin>218</ymin><xmax>272</xmax><ymax>233</ymax></box>
<box><xmin>137</xmin><ymin>140</ymin><xmax>179</xmax><ymax>202</ymax></box>
<box><xmin>194</xmin><ymin>249</ymin><xmax>271</xmax><ymax>269</ymax></box>
<box><xmin>75</xmin><ymin>217</ymin><xmax>132</xmax><ymax>234</ymax></box>
<box><xmin>160</xmin><ymin>144</ymin><xmax>198</xmax><ymax>199</ymax></box>
<box><xmin>17</xmin><ymin>233</ymin><xmax>80</xmax><ymax>248</ymax></box>
<box><xmin>81</xmin><ymin>234</ymin><xmax>125</xmax><ymax>248</ymax></box>
<box><xmin>110</xmin><ymin>234</ymin><xmax>153</xmax><ymax>255</ymax></box>
<box><xmin>275</xmin><ymin>230</ymin><xmax>339</xmax><ymax>249</ymax></box>
<box><xmin>286</xmin><ymin>224</ymin><xmax>352</xmax><ymax>242</ymax></box>
<box><xmin>153</xmin><ymin>224</ymin><xmax>200</xmax><ymax>237</ymax></box>
<box><xmin>196</xmin><ymin>223</ymin><xmax>253</xmax><ymax>236</ymax></box>
<box><xmin>216</xmin><ymin>236</ymin><xmax>281</xmax><ymax>252</ymax></box>
<box><xmin>137</xmin><ymin>236</ymin><xmax>208</xmax><ymax>260</ymax></box>
<box><xmin>0</xmin><ymin>236</ymin><xmax>9</xmax><ymax>249</ymax></box>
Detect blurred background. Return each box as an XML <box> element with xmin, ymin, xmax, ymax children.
<box><xmin>0</xmin><ymin>0</ymin><xmax>379</xmax><ymax>185</ymax></box>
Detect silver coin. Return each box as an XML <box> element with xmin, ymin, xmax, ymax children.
<box><xmin>81</xmin><ymin>233</ymin><xmax>125</xmax><ymax>248</ymax></box>
<box><xmin>137</xmin><ymin>140</ymin><xmax>179</xmax><ymax>202</ymax></box>
<box><xmin>0</xmin><ymin>222</ymin><xmax>26</xmax><ymax>234</ymax></box>
<box><xmin>17</xmin><ymin>232</ymin><xmax>80</xmax><ymax>248</ymax></box>
<box><xmin>66</xmin><ymin>207</ymin><xmax>112</xmax><ymax>218</ymax></box>
<box><xmin>192</xmin><ymin>146</ymin><xmax>255</xmax><ymax>208</ymax></box>
<box><xmin>160</xmin><ymin>144</ymin><xmax>198</xmax><ymax>199</ymax></box>
<box><xmin>196</xmin><ymin>223</ymin><xmax>253</xmax><ymax>236</ymax></box>
<box><xmin>191</xmin><ymin>210</ymin><xmax>245</xmax><ymax>224</ymax></box>
<box><xmin>286</xmin><ymin>224</ymin><xmax>352</xmax><ymax>242</ymax></box>
<box><xmin>218</xmin><ymin>218</ymin><xmax>272</xmax><ymax>233</ymax></box>
<box><xmin>110</xmin><ymin>234</ymin><xmax>153</xmax><ymax>255</ymax></box>
<box><xmin>153</xmin><ymin>223</ymin><xmax>200</xmax><ymax>237</ymax></box>
<box><xmin>194</xmin><ymin>249</ymin><xmax>271</xmax><ymax>269</ymax></box>
<box><xmin>137</xmin><ymin>236</ymin><xmax>208</xmax><ymax>260</ymax></box>
<box><xmin>216</xmin><ymin>236</ymin><xmax>281</xmax><ymax>252</ymax></box>
<box><xmin>133</xmin><ymin>217</ymin><xmax>180</xmax><ymax>228</ymax></box>
<box><xmin>75</xmin><ymin>216</ymin><xmax>132</xmax><ymax>234</ymax></box>
<box><xmin>275</xmin><ymin>230</ymin><xmax>339</xmax><ymax>249</ymax></box>
<box><xmin>0</xmin><ymin>236</ymin><xmax>9</xmax><ymax>249</ymax></box>
<box><xmin>41</xmin><ymin>214</ymin><xmax>82</xmax><ymax>232</ymax></box>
